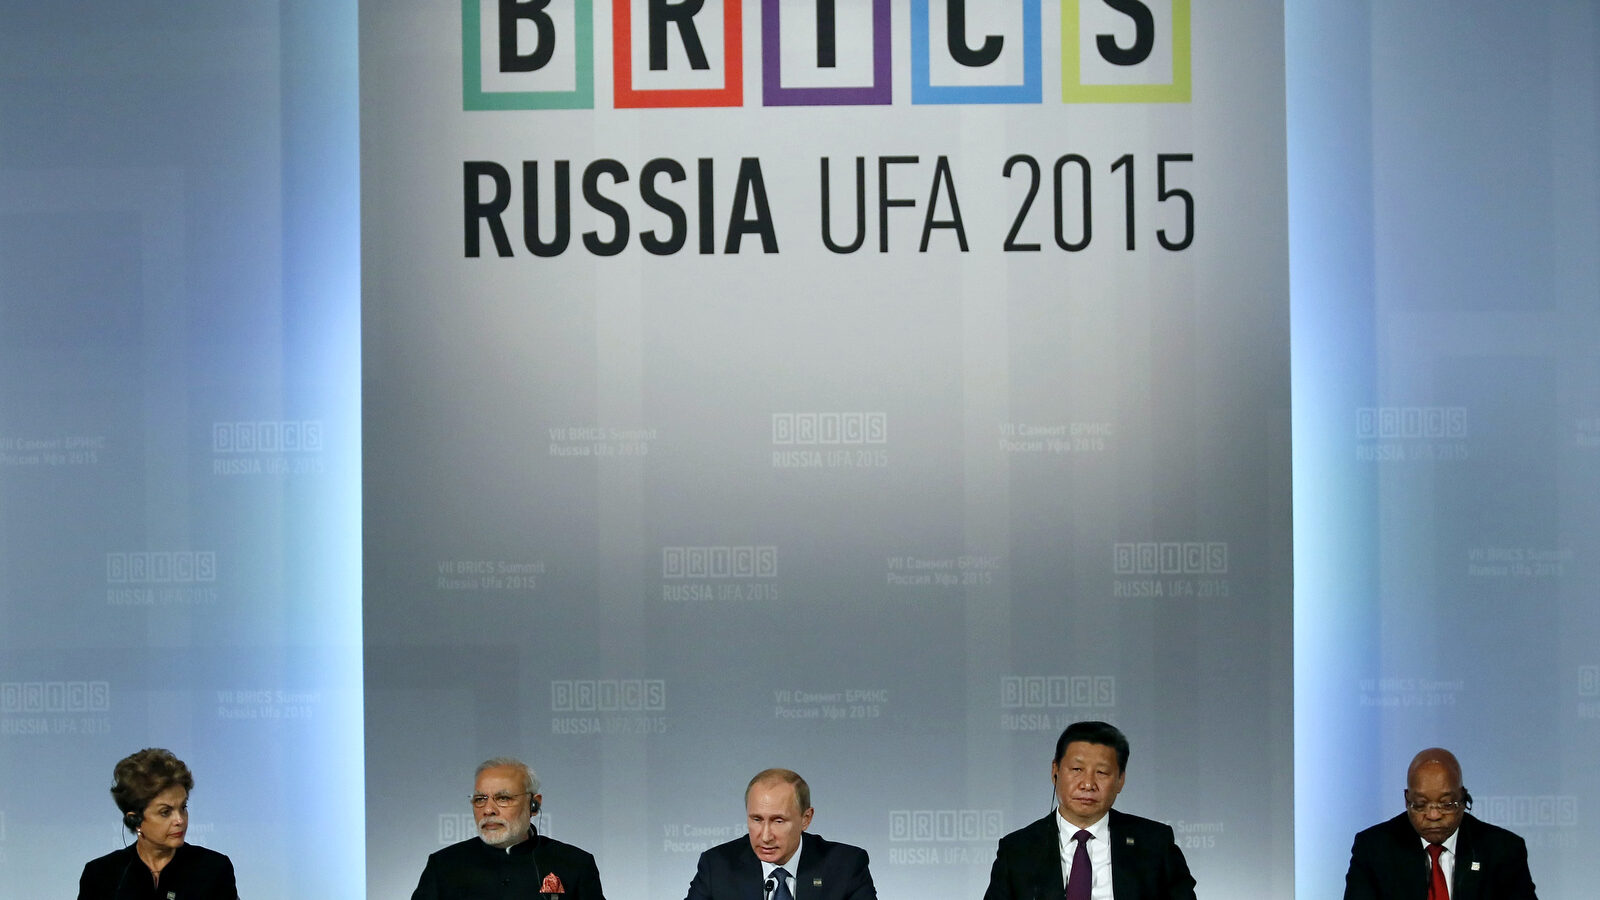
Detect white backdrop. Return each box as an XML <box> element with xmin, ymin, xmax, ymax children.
<box><xmin>2</xmin><ymin>2</ymin><xmax>1596</xmax><ymax>898</ymax></box>
<box><xmin>361</xmin><ymin>2</ymin><xmax>1291</xmax><ymax>898</ymax></box>
<box><xmin>1290</xmin><ymin>2</ymin><xmax>1600</xmax><ymax>898</ymax></box>
<box><xmin>0</xmin><ymin>3</ymin><xmax>363</xmax><ymax>898</ymax></box>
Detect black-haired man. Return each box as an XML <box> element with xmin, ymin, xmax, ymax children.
<box><xmin>983</xmin><ymin>721</ymin><xmax>1196</xmax><ymax>900</ymax></box>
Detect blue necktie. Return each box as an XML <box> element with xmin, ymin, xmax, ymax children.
<box><xmin>770</xmin><ymin>866</ymin><xmax>793</xmax><ymax>900</ymax></box>
<box><xmin>1066</xmin><ymin>830</ymin><xmax>1092</xmax><ymax>900</ymax></box>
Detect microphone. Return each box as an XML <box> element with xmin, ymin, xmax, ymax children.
<box><xmin>764</xmin><ymin>877</ymin><xmax>776</xmax><ymax>900</ymax></box>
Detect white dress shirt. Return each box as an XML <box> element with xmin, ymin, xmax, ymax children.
<box><xmin>1056</xmin><ymin>809</ymin><xmax>1115</xmax><ymax>900</ymax></box>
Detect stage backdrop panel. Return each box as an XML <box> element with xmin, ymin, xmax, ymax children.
<box><xmin>362</xmin><ymin>2</ymin><xmax>1290</xmax><ymax>897</ymax></box>
<box><xmin>0</xmin><ymin>3</ymin><xmax>362</xmax><ymax>897</ymax></box>
<box><xmin>1290</xmin><ymin>2</ymin><xmax>1600</xmax><ymax>898</ymax></box>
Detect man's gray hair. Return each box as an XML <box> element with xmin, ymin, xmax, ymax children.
<box><xmin>476</xmin><ymin>757</ymin><xmax>541</xmax><ymax>796</ymax></box>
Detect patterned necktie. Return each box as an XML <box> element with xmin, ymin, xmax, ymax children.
<box><xmin>770</xmin><ymin>866</ymin><xmax>793</xmax><ymax>900</ymax></box>
<box><xmin>1065</xmin><ymin>830</ymin><xmax>1092</xmax><ymax>900</ymax></box>
<box><xmin>1426</xmin><ymin>843</ymin><xmax>1448</xmax><ymax>900</ymax></box>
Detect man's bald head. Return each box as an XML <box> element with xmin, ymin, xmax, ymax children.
<box><xmin>1406</xmin><ymin>747</ymin><xmax>1462</xmax><ymax>786</ymax></box>
<box><xmin>1404</xmin><ymin>747</ymin><xmax>1466</xmax><ymax>844</ymax></box>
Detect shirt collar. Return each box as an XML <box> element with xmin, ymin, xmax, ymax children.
<box><xmin>1055</xmin><ymin>807</ymin><xmax>1111</xmax><ymax>842</ymax></box>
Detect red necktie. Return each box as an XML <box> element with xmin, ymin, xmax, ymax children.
<box><xmin>1066</xmin><ymin>830</ymin><xmax>1092</xmax><ymax>900</ymax></box>
<box><xmin>1426</xmin><ymin>843</ymin><xmax>1449</xmax><ymax>900</ymax></box>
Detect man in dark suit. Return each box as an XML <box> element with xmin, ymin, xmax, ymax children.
<box><xmin>983</xmin><ymin>721</ymin><xmax>1196</xmax><ymax>900</ymax></box>
<box><xmin>412</xmin><ymin>756</ymin><xmax>607</xmax><ymax>899</ymax></box>
<box><xmin>684</xmin><ymin>768</ymin><xmax>876</xmax><ymax>900</ymax></box>
<box><xmin>1343</xmin><ymin>747</ymin><xmax>1538</xmax><ymax>900</ymax></box>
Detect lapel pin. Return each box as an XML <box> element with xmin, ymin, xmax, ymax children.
<box><xmin>813</xmin><ymin>878</ymin><xmax>823</xmax><ymax>887</ymax></box>
<box><xmin>1125</xmin><ymin>837</ymin><xmax>1136</xmax><ymax>845</ymax></box>
<box><xmin>1471</xmin><ymin>862</ymin><xmax>1480</xmax><ymax>872</ymax></box>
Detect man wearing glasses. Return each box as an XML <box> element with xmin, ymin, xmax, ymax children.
<box><xmin>1343</xmin><ymin>747</ymin><xmax>1538</xmax><ymax>900</ymax></box>
<box><xmin>412</xmin><ymin>757</ymin><xmax>608</xmax><ymax>899</ymax></box>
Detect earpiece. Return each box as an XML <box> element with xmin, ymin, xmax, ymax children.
<box><xmin>123</xmin><ymin>810</ymin><xmax>142</xmax><ymax>830</ymax></box>
<box><xmin>530</xmin><ymin>798</ymin><xmax>541</xmax><ymax>816</ymax></box>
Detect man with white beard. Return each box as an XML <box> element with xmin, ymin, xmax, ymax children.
<box><xmin>411</xmin><ymin>757</ymin><xmax>608</xmax><ymax>899</ymax></box>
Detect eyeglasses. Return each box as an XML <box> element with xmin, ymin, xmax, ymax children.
<box><xmin>1407</xmin><ymin>800</ymin><xmax>1463</xmax><ymax>814</ymax></box>
<box><xmin>470</xmin><ymin>792</ymin><xmax>532</xmax><ymax>808</ymax></box>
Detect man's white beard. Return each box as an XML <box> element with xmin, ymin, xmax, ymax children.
<box><xmin>477</xmin><ymin>814</ymin><xmax>530</xmax><ymax>848</ymax></box>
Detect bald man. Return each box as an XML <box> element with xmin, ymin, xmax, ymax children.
<box><xmin>1342</xmin><ymin>747</ymin><xmax>1537</xmax><ymax>900</ymax></box>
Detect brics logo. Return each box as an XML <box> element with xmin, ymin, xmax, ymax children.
<box><xmin>1355</xmin><ymin>407</ymin><xmax>1468</xmax><ymax>440</ymax></box>
<box><xmin>662</xmin><ymin>545</ymin><xmax>779</xmax><ymax>578</ymax></box>
<box><xmin>212</xmin><ymin>421</ymin><xmax>323</xmax><ymax>453</ymax></box>
<box><xmin>888</xmin><ymin>809</ymin><xmax>1004</xmax><ymax>842</ymax></box>
<box><xmin>0</xmin><ymin>681</ymin><xmax>112</xmax><ymax>714</ymax></box>
<box><xmin>1478</xmin><ymin>795</ymin><xmax>1578</xmax><ymax>829</ymax></box>
<box><xmin>772</xmin><ymin>412</ymin><xmax>888</xmax><ymax>445</ymax></box>
<box><xmin>106</xmin><ymin>551</ymin><xmax>217</xmax><ymax>584</ymax></box>
<box><xmin>550</xmin><ymin>679</ymin><xmax>667</xmax><ymax>711</ymax></box>
<box><xmin>464</xmin><ymin>0</ymin><xmax>1189</xmax><ymax>110</ymax></box>
<box><xmin>1001</xmin><ymin>675</ymin><xmax>1115</xmax><ymax>708</ymax></box>
<box><xmin>1113</xmin><ymin>542</ymin><xmax>1227</xmax><ymax>575</ymax></box>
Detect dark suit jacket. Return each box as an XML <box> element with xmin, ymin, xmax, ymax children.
<box><xmin>684</xmin><ymin>831</ymin><xmax>876</xmax><ymax>900</ymax></box>
<box><xmin>982</xmin><ymin>809</ymin><xmax>1197</xmax><ymax>900</ymax></box>
<box><xmin>77</xmin><ymin>842</ymin><xmax>238</xmax><ymax>900</ymax></box>
<box><xmin>1342</xmin><ymin>812</ymin><xmax>1537</xmax><ymax>900</ymax></box>
<box><xmin>412</xmin><ymin>832</ymin><xmax>607</xmax><ymax>900</ymax></box>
